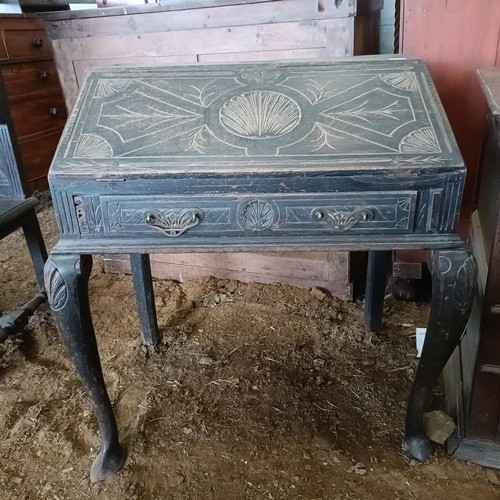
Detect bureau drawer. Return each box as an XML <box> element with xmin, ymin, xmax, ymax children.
<box><xmin>1</xmin><ymin>60</ymin><xmax>60</xmax><ymax>97</ymax></box>
<box><xmin>70</xmin><ymin>192</ymin><xmax>418</xmax><ymax>240</ymax></box>
<box><xmin>3</xmin><ymin>29</ymin><xmax>52</xmax><ymax>60</ymax></box>
<box><xmin>9</xmin><ymin>92</ymin><xmax>67</xmax><ymax>139</ymax></box>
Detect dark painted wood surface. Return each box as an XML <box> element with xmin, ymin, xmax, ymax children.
<box><xmin>49</xmin><ymin>58</ymin><xmax>465</xmax><ymax>253</ymax></box>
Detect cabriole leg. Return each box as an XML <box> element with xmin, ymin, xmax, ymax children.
<box><xmin>404</xmin><ymin>248</ymin><xmax>476</xmax><ymax>460</ymax></box>
<box><xmin>44</xmin><ymin>253</ymin><xmax>126</xmax><ymax>482</ymax></box>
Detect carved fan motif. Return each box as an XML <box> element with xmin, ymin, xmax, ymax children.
<box><xmin>75</xmin><ymin>134</ymin><xmax>113</xmax><ymax>158</ymax></box>
<box><xmin>94</xmin><ymin>79</ymin><xmax>130</xmax><ymax>98</ymax></box>
<box><xmin>241</xmin><ymin>200</ymin><xmax>275</xmax><ymax>231</ymax></box>
<box><xmin>381</xmin><ymin>72</ymin><xmax>420</xmax><ymax>92</ymax></box>
<box><xmin>399</xmin><ymin>127</ymin><xmax>441</xmax><ymax>153</ymax></box>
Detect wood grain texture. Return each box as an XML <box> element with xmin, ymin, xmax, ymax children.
<box><xmin>44</xmin><ymin>0</ymin><xmax>380</xmax><ymax>110</ymax></box>
<box><xmin>44</xmin><ymin>0</ymin><xmax>354</xmax><ymax>39</ymax></box>
<box><xmin>8</xmin><ymin>91</ymin><xmax>66</xmax><ymax>139</ymax></box>
<box><xmin>1</xmin><ymin>59</ymin><xmax>60</xmax><ymax>96</ymax></box>
<box><xmin>3</xmin><ymin>28</ymin><xmax>52</xmax><ymax>60</ymax></box>
<box><xmin>0</xmin><ymin>32</ymin><xmax>8</xmax><ymax>61</ymax></box>
<box><xmin>103</xmin><ymin>250</ymin><xmax>353</xmax><ymax>301</ymax></box>
<box><xmin>53</xmin><ymin>19</ymin><xmax>346</xmax><ymax>109</ymax></box>
<box><xmin>17</xmin><ymin>129</ymin><xmax>61</xmax><ymax>190</ymax></box>
<box><xmin>465</xmin><ymin>70</ymin><xmax>500</xmax><ymax>443</ymax></box>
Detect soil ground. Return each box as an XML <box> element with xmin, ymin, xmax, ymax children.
<box><xmin>1</xmin><ymin>202</ymin><xmax>499</xmax><ymax>499</ymax></box>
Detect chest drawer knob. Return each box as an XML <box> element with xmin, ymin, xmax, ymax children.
<box><xmin>49</xmin><ymin>107</ymin><xmax>59</xmax><ymax>117</ymax></box>
<box><xmin>144</xmin><ymin>208</ymin><xmax>204</xmax><ymax>237</ymax></box>
<box><xmin>40</xmin><ymin>71</ymin><xmax>50</xmax><ymax>80</ymax></box>
<box><xmin>32</xmin><ymin>38</ymin><xmax>44</xmax><ymax>49</ymax></box>
<box><xmin>312</xmin><ymin>207</ymin><xmax>374</xmax><ymax>232</ymax></box>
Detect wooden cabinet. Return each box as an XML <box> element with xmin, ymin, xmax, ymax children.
<box><xmin>444</xmin><ymin>69</ymin><xmax>500</xmax><ymax>468</ymax></box>
<box><xmin>0</xmin><ymin>14</ymin><xmax>66</xmax><ymax>194</ymax></box>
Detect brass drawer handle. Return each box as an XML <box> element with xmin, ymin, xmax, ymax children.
<box><xmin>312</xmin><ymin>207</ymin><xmax>374</xmax><ymax>232</ymax></box>
<box><xmin>40</xmin><ymin>71</ymin><xmax>50</xmax><ymax>80</ymax></box>
<box><xmin>144</xmin><ymin>208</ymin><xmax>204</xmax><ymax>237</ymax></box>
<box><xmin>49</xmin><ymin>107</ymin><xmax>59</xmax><ymax>117</ymax></box>
<box><xmin>32</xmin><ymin>38</ymin><xmax>44</xmax><ymax>49</ymax></box>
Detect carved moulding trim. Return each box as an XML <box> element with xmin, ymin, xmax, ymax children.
<box><xmin>311</xmin><ymin>207</ymin><xmax>374</xmax><ymax>232</ymax></box>
<box><xmin>44</xmin><ymin>259</ymin><xmax>68</xmax><ymax>311</ymax></box>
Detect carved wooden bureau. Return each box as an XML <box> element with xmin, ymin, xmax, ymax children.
<box><xmin>44</xmin><ymin>57</ymin><xmax>477</xmax><ymax>481</ymax></box>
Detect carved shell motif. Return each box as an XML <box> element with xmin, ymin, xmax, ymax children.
<box><xmin>241</xmin><ymin>200</ymin><xmax>275</xmax><ymax>231</ymax></box>
<box><xmin>220</xmin><ymin>91</ymin><xmax>301</xmax><ymax>139</ymax></box>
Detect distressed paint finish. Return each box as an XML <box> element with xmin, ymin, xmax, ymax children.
<box><xmin>49</xmin><ymin>58</ymin><xmax>465</xmax><ymax>253</ymax></box>
<box><xmin>46</xmin><ymin>58</ymin><xmax>475</xmax><ymax>480</ymax></box>
<box><xmin>53</xmin><ymin>60</ymin><xmax>461</xmax><ymax>173</ymax></box>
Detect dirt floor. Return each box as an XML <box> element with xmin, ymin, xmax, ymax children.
<box><xmin>1</xmin><ymin>201</ymin><xmax>499</xmax><ymax>500</ymax></box>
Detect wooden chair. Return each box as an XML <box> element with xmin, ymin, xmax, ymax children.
<box><xmin>0</xmin><ymin>119</ymin><xmax>48</xmax><ymax>340</ymax></box>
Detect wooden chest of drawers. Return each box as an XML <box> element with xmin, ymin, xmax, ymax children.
<box><xmin>0</xmin><ymin>14</ymin><xmax>66</xmax><ymax>194</ymax></box>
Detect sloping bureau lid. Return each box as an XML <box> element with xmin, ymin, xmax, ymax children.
<box><xmin>51</xmin><ymin>57</ymin><xmax>464</xmax><ymax>177</ymax></box>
